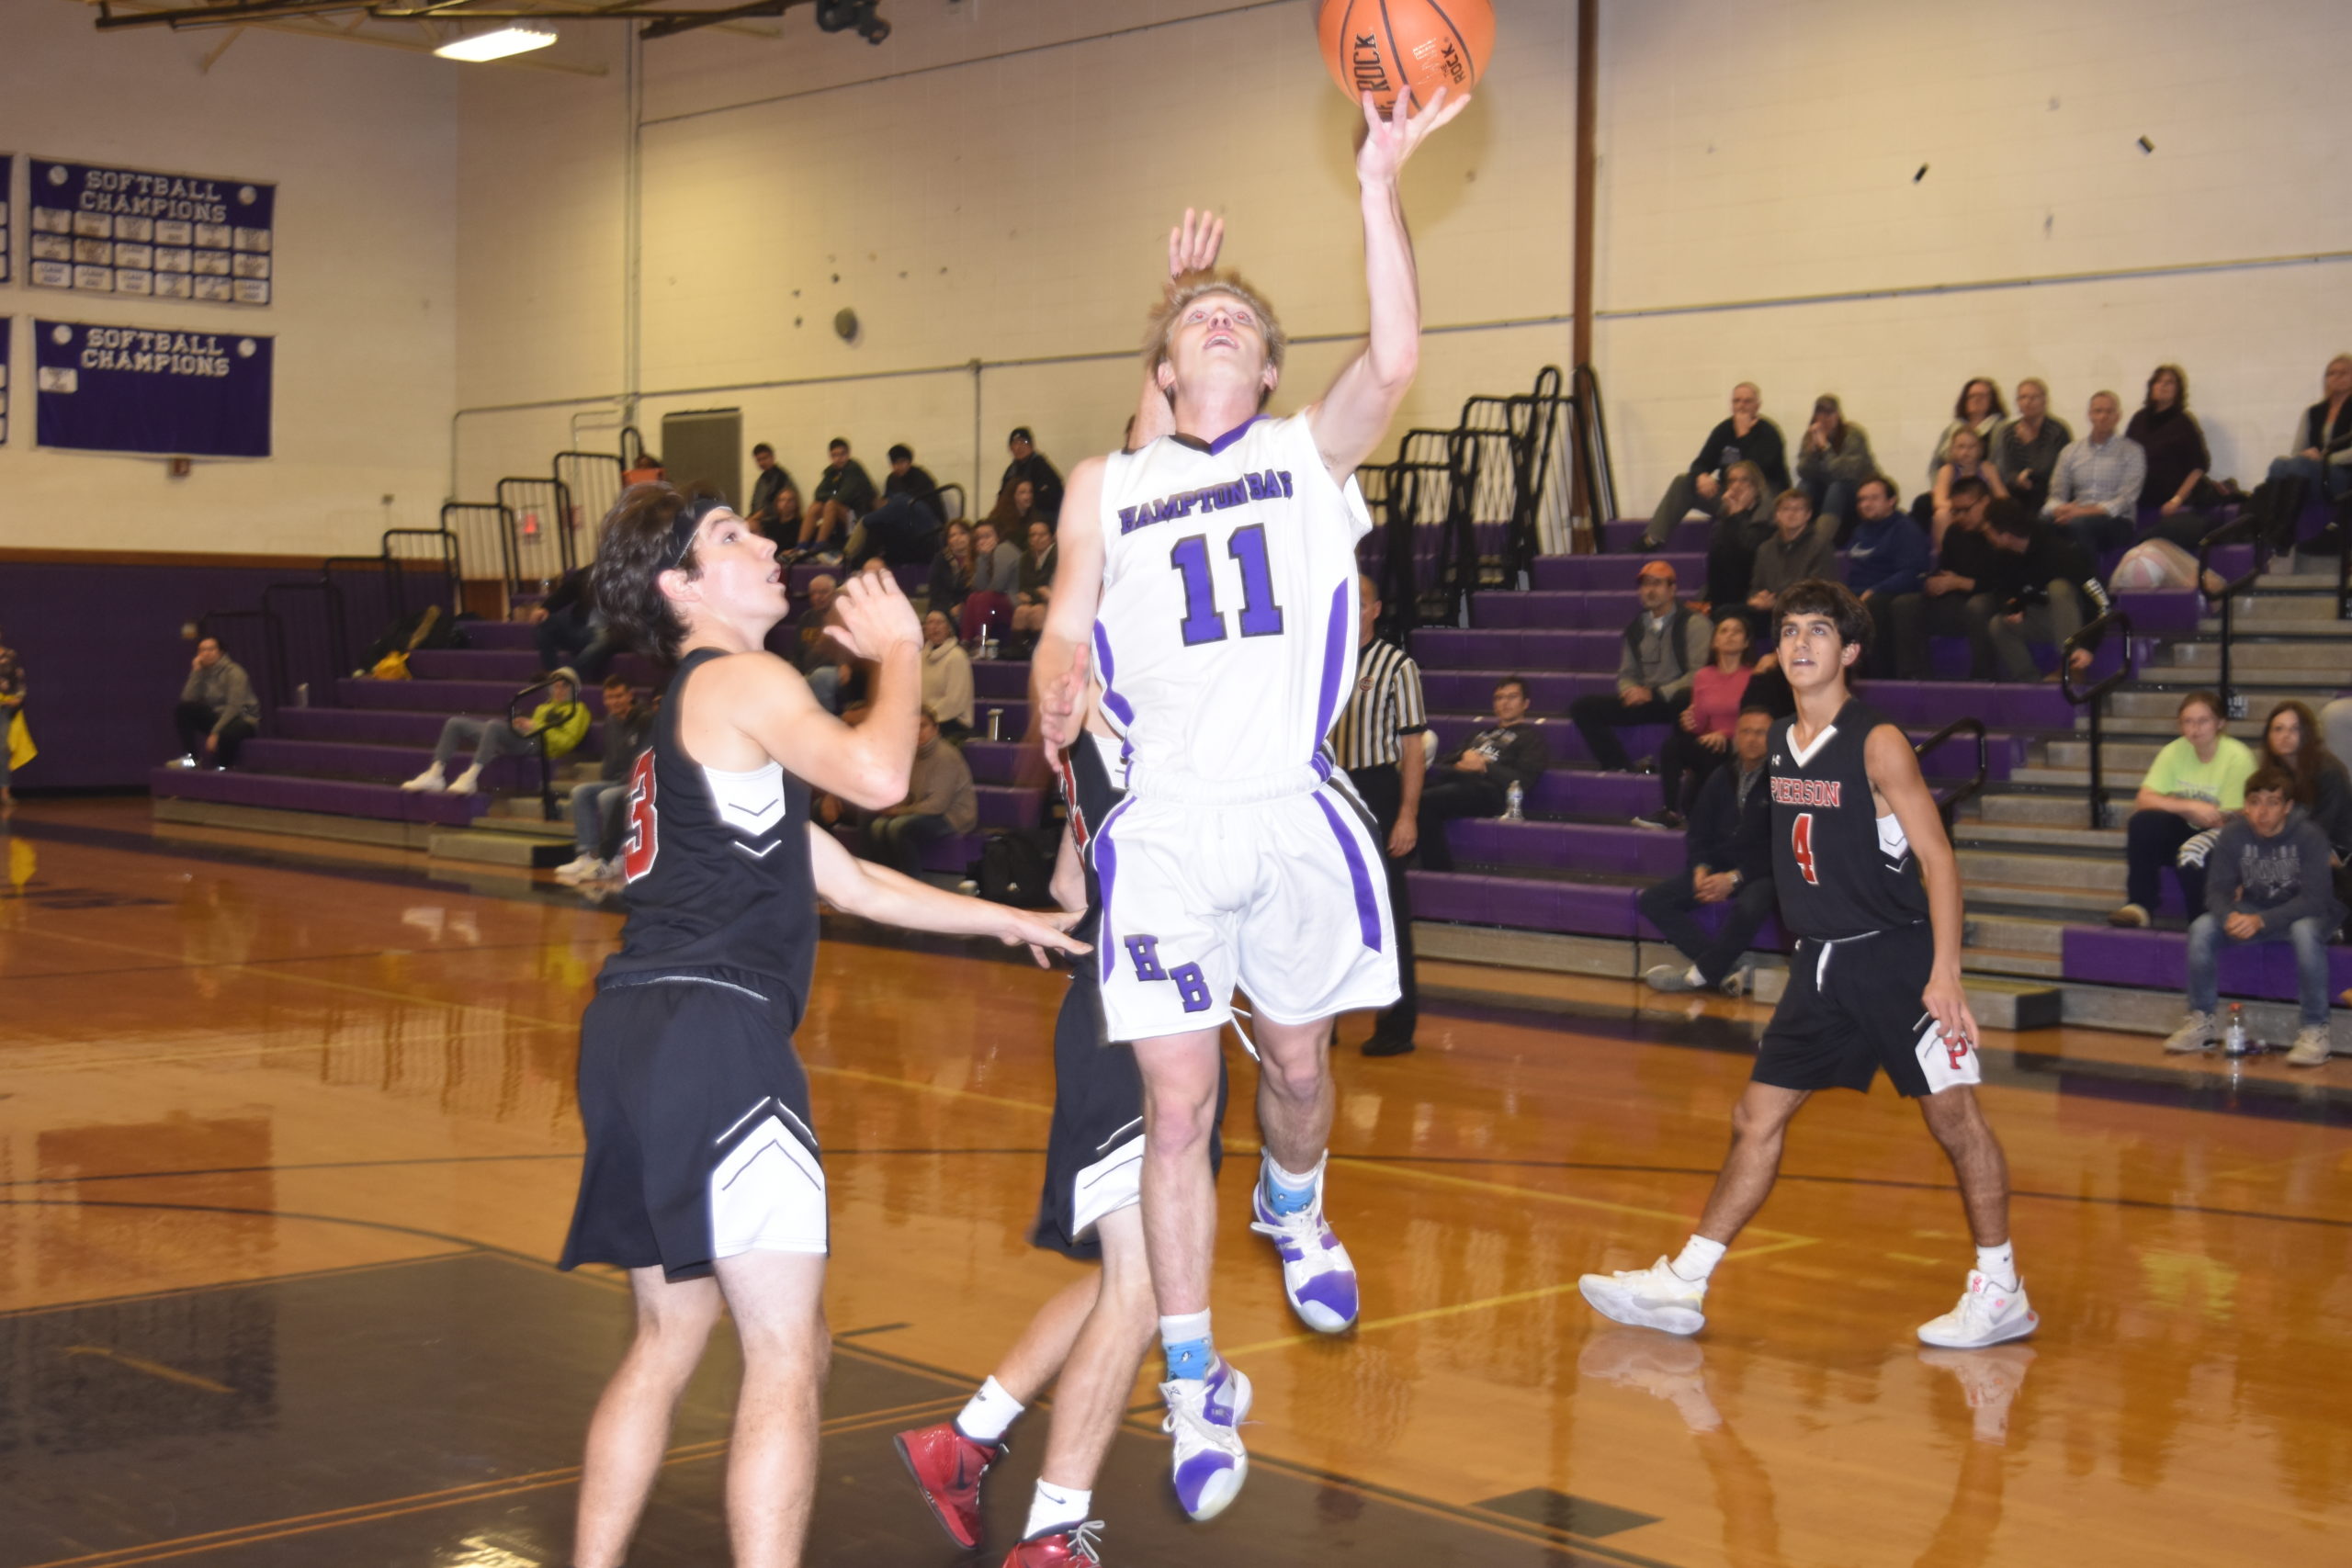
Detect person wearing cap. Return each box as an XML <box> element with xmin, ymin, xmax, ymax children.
<box><xmin>998</xmin><ymin>426</ymin><xmax>1064</xmax><ymax>524</ymax></box>
<box><xmin>1971</xmin><ymin>500</ymin><xmax>2104</xmax><ymax>682</ymax></box>
<box><xmin>1643</xmin><ymin>382</ymin><xmax>1790</xmax><ymax>548</ymax></box>
<box><xmin>1568</xmin><ymin>561</ymin><xmax>1714</xmax><ymax>773</ymax></box>
<box><xmin>1794</xmin><ymin>394</ymin><xmax>1878</xmax><ymax>545</ymax></box>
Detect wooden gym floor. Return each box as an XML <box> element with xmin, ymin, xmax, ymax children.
<box><xmin>1</xmin><ymin>800</ymin><xmax>2346</xmax><ymax>1567</ymax></box>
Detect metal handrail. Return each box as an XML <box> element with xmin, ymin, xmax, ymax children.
<box><xmin>505</xmin><ymin>672</ymin><xmax>579</xmax><ymax>822</ymax></box>
<box><xmin>382</xmin><ymin>527</ymin><xmax>464</xmax><ymax>621</ymax></box>
<box><xmin>441</xmin><ymin>502</ymin><xmax>520</xmax><ymax>598</ymax></box>
<box><xmin>935</xmin><ymin>480</ymin><xmax>968</xmax><ymax>523</ymax></box>
<box><xmin>1572</xmin><ymin>361</ymin><xmax>1619</xmax><ymax>542</ymax></box>
<box><xmin>2335</xmin><ymin>487</ymin><xmax>2352</xmax><ymax>621</ymax></box>
<box><xmin>2059</xmin><ymin>605</ymin><xmax>2137</xmax><ymax>829</ymax></box>
<box><xmin>1913</xmin><ymin>716</ymin><xmax>1988</xmax><ymax>831</ymax></box>
<box><xmin>2195</xmin><ymin>513</ymin><xmax>2269</xmax><ymax>719</ymax></box>
<box><xmin>260</xmin><ymin>579</ymin><xmax>348</xmax><ymax>705</ymax></box>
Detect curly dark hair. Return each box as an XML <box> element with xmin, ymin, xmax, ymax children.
<box><xmin>591</xmin><ymin>482</ymin><xmax>701</xmax><ymax>663</ymax></box>
<box><xmin>1774</xmin><ymin>577</ymin><xmax>1871</xmax><ymax>651</ymax></box>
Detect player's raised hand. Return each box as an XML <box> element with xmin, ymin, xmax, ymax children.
<box><xmin>1036</xmin><ymin>642</ymin><xmax>1091</xmax><ymax>750</ymax></box>
<box><xmin>1168</xmin><ymin>208</ymin><xmax>1225</xmax><ymax>277</ymax></box>
<box><xmin>996</xmin><ymin>904</ymin><xmax>1092</xmax><ymax>969</ymax></box>
<box><xmin>1923</xmin><ymin>968</ymin><xmax>1980</xmax><ymax>1055</ymax></box>
<box><xmin>1356</xmin><ymin>85</ymin><xmax>1470</xmax><ymax>186</ymax></box>
<box><xmin>828</xmin><ymin>569</ymin><xmax>922</xmax><ymax>661</ymax></box>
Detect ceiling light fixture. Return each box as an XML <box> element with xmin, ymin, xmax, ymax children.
<box><xmin>433</xmin><ymin>22</ymin><xmax>559</xmax><ymax>62</ymax></box>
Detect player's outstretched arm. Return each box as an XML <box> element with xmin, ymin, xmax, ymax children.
<box><xmin>730</xmin><ymin>571</ymin><xmax>922</xmax><ymax>809</ymax></box>
<box><xmin>807</xmin><ymin>823</ymin><xmax>1090</xmax><ymax>967</ymax></box>
<box><xmin>1033</xmin><ymin>457</ymin><xmax>1107</xmax><ymax>750</ymax></box>
<box><xmin>1867</xmin><ymin>723</ymin><xmax>1980</xmax><ymax>1048</ymax></box>
<box><xmin>1307</xmin><ymin>88</ymin><xmax>1470</xmax><ymax>482</ymax></box>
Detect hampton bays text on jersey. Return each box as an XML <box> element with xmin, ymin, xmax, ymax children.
<box><xmin>1118</xmin><ymin>469</ymin><xmax>1295</xmax><ymax>535</ymax></box>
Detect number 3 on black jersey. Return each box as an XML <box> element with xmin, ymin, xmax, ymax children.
<box><xmin>623</xmin><ymin>749</ymin><xmax>658</xmax><ymax>882</ymax></box>
<box><xmin>1791</xmin><ymin>812</ymin><xmax>1820</xmax><ymax>885</ymax></box>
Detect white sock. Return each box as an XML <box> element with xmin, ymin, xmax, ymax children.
<box><xmin>1261</xmin><ymin>1151</ymin><xmax>1320</xmax><ymax>1198</ymax></box>
<box><xmin>1975</xmin><ymin>1242</ymin><xmax>2017</xmax><ymax>1289</ymax></box>
<box><xmin>1670</xmin><ymin>1235</ymin><xmax>1727</xmax><ymax>1284</ymax></box>
<box><xmin>1684</xmin><ymin>964</ymin><xmax>1705</xmax><ymax>987</ymax></box>
<box><xmin>1159</xmin><ymin>1308</ymin><xmax>1215</xmax><ymax>1381</ymax></box>
<box><xmin>1023</xmin><ymin>1480</ymin><xmax>1091</xmax><ymax>1540</ymax></box>
<box><xmin>953</xmin><ymin>1375</ymin><xmax>1023</xmax><ymax>1443</ymax></box>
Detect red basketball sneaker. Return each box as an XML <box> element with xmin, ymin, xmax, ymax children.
<box><xmin>1003</xmin><ymin>1521</ymin><xmax>1104</xmax><ymax>1566</ymax></box>
<box><xmin>894</xmin><ymin>1421</ymin><xmax>1002</xmax><ymax>1549</ymax></box>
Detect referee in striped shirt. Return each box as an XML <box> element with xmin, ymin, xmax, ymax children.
<box><xmin>1334</xmin><ymin>573</ymin><xmax>1428</xmax><ymax>1056</ymax></box>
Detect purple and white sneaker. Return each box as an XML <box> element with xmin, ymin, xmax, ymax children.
<box><xmin>1250</xmin><ymin>1159</ymin><xmax>1360</xmax><ymax>1333</ymax></box>
<box><xmin>1160</xmin><ymin>1355</ymin><xmax>1252</xmax><ymax>1521</ymax></box>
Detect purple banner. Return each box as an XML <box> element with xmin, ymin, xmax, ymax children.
<box><xmin>35</xmin><ymin>318</ymin><xmax>271</xmax><ymax>458</ymax></box>
<box><xmin>28</xmin><ymin>158</ymin><xmax>274</xmax><ymax>306</ymax></box>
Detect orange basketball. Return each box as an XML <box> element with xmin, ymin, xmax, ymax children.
<box><xmin>1317</xmin><ymin>0</ymin><xmax>1492</xmax><ymax>118</ymax></box>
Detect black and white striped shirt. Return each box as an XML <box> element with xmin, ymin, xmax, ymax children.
<box><xmin>1331</xmin><ymin>638</ymin><xmax>1428</xmax><ymax>771</ymax></box>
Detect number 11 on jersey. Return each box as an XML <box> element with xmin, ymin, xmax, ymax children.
<box><xmin>1171</xmin><ymin>525</ymin><xmax>1285</xmax><ymax>647</ymax></box>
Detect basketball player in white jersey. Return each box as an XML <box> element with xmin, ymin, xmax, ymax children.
<box><xmin>1033</xmin><ymin>87</ymin><xmax>1467</xmax><ymax>1520</ymax></box>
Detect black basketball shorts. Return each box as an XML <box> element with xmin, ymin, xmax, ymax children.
<box><xmin>1753</xmin><ymin>921</ymin><xmax>1980</xmax><ymax>1099</ymax></box>
<box><xmin>1030</xmin><ymin>968</ymin><xmax>1227</xmax><ymax>1261</ymax></box>
<box><xmin>560</xmin><ymin>974</ymin><xmax>825</xmax><ymax>1281</ymax></box>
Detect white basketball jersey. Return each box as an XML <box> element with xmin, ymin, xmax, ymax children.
<box><xmin>1093</xmin><ymin>413</ymin><xmax>1373</xmax><ymax>796</ymax></box>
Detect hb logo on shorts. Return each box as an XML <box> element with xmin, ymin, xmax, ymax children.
<box><xmin>1125</xmin><ymin>935</ymin><xmax>1213</xmax><ymax>1013</ymax></box>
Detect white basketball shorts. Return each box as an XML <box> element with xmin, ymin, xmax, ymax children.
<box><xmin>1091</xmin><ymin>771</ymin><xmax>1399</xmax><ymax>1042</ymax></box>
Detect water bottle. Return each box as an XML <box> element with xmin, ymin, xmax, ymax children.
<box><xmin>986</xmin><ymin>707</ymin><xmax>1003</xmax><ymax>741</ymax></box>
<box><xmin>2223</xmin><ymin>1003</ymin><xmax>2251</xmax><ymax>1056</ymax></box>
<box><xmin>1504</xmin><ymin>781</ymin><xmax>1524</xmax><ymax>822</ymax></box>
<box><xmin>978</xmin><ymin>626</ymin><xmax>996</xmax><ymax>660</ymax></box>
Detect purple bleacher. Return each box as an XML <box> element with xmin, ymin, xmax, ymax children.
<box><xmin>974</xmin><ymin>785</ymin><xmax>1045</xmax><ymax>830</ymax></box>
<box><xmin>1634</xmin><ymin>897</ymin><xmax>1787</xmax><ymax>953</ymax></box>
<box><xmin>2114</xmin><ymin>589</ymin><xmax>2201</xmax><ymax>637</ymax></box>
<box><xmin>958</xmin><ymin>739</ymin><xmax>1024</xmax><ymax>784</ymax></box>
<box><xmin>336</xmin><ymin>677</ymin><xmax>613</xmax><ymax>716</ymax></box>
<box><xmin>1467</xmin><ymin>592</ymin><xmax>1617</xmax><ymax>630</ymax></box>
<box><xmin>1531</xmin><ymin>553</ymin><xmax>1705</xmax><ymax>593</ymax></box>
<box><xmin>972</xmin><ymin>660</ymin><xmax>1030</xmax><ymax>699</ymax></box>
<box><xmin>1525</xmin><ymin>770</ymin><xmax>1666</xmax><ymax>818</ymax></box>
<box><xmin>1407</xmin><ymin>871</ymin><xmax>1642</xmax><ymax>938</ymax></box>
<box><xmin>1420</xmin><ymin>671</ymin><xmax>1614</xmax><ymax>714</ymax></box>
<box><xmin>1419</xmin><ymin>716</ymin><xmax>2019</xmax><ymax>780</ymax></box>
<box><xmin>236</xmin><ymin>739</ymin><xmax>546</xmax><ymax>792</ymax></box>
<box><xmin>1598</xmin><ymin>519</ymin><xmax>1713</xmax><ymax>553</ymax></box>
<box><xmin>1441</xmin><ymin>819</ymin><xmax>1686</xmax><ymax>879</ymax></box>
<box><xmin>151</xmin><ymin>764</ymin><xmax>488</xmax><ymax>824</ymax></box>
<box><xmin>1425</xmin><ymin>714</ymin><xmax>1667</xmax><ymax>772</ymax></box>
<box><xmin>2064</xmin><ymin>928</ymin><xmax>2352</xmax><ymax>1001</ymax></box>
<box><xmin>277</xmin><ymin>708</ymin><xmax>481</xmax><ymax>747</ymax></box>
<box><xmin>406</xmin><ymin>648</ymin><xmax>663</xmax><ymax>688</ymax></box>
<box><xmin>1412</xmin><ymin>628</ymin><xmax>1623</xmax><ymax>671</ymax></box>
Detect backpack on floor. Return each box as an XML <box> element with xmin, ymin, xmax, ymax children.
<box><xmin>977</xmin><ymin>829</ymin><xmax>1056</xmax><ymax>907</ymax></box>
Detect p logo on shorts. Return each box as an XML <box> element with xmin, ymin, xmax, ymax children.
<box><xmin>1125</xmin><ymin>934</ymin><xmax>1213</xmax><ymax>1013</ymax></box>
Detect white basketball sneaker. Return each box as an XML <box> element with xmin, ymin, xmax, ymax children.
<box><xmin>401</xmin><ymin>765</ymin><xmax>446</xmax><ymax>793</ymax></box>
<box><xmin>1160</xmin><ymin>1357</ymin><xmax>1251</xmax><ymax>1522</ymax></box>
<box><xmin>447</xmin><ymin>763</ymin><xmax>483</xmax><ymax>795</ymax></box>
<box><xmin>1917</xmin><ymin>1270</ymin><xmax>2038</xmax><ymax>1348</ymax></box>
<box><xmin>1578</xmin><ymin>1257</ymin><xmax>1708</xmax><ymax>1336</ymax></box>
<box><xmin>1249</xmin><ymin>1158</ymin><xmax>1359</xmax><ymax>1332</ymax></box>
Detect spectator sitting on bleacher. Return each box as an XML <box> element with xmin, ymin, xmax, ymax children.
<box><xmin>1637</xmin><ymin>615</ymin><xmax>1754</xmax><ymax>831</ymax></box>
<box><xmin>1416</xmin><ymin>676</ymin><xmax>1549</xmax><ymax>874</ymax></box>
<box><xmin>1922</xmin><ymin>424</ymin><xmax>2008</xmax><ymax>538</ymax></box>
<box><xmin>793</xmin><ymin>575</ymin><xmax>854</xmax><ymax>714</ymax></box>
<box><xmin>2160</xmin><ymin>766</ymin><xmax>2344</xmax><ymax>1068</ymax></box>
<box><xmin>2044</xmin><ymin>390</ymin><xmax>2147</xmax><ymax>561</ymax></box>
<box><xmin>1009</xmin><ymin>518</ymin><xmax>1057</xmax><ymax>648</ymax></box>
<box><xmin>1794</xmin><ymin>394</ymin><xmax>1877</xmax><ymax>543</ymax></box>
<box><xmin>922</xmin><ymin>611</ymin><xmax>976</xmax><ymax>743</ymax></box>
<box><xmin>1570</xmin><ymin>563</ymin><xmax>1712</xmax><ymax>774</ymax></box>
<box><xmin>1993</xmin><ymin>378</ymin><xmax>2072</xmax><ymax>512</ymax></box>
<box><xmin>859</xmin><ymin>707</ymin><xmax>978</xmax><ymax>878</ymax></box>
<box><xmin>794</xmin><ymin>437</ymin><xmax>876</xmax><ymax>560</ymax></box>
<box><xmin>962</xmin><ymin>518</ymin><xmax>1021</xmax><ymax>645</ymax></box>
<box><xmin>2266</xmin><ymin>354</ymin><xmax>2352</xmax><ymax>507</ymax></box>
<box><xmin>1742</xmin><ymin>489</ymin><xmax>1837</xmax><ymax>643</ymax></box>
<box><xmin>1928</xmin><ymin>376</ymin><xmax>2007</xmax><ymax>482</ymax></box>
<box><xmin>1695</xmin><ymin>461</ymin><xmax>1771</xmax><ymax>612</ymax></box>
<box><xmin>531</xmin><ymin>567</ymin><xmax>619</xmax><ymax>683</ymax></box>
<box><xmin>1644</xmin><ymin>383</ymin><xmax>1790</xmax><ymax>548</ymax></box>
<box><xmin>998</xmin><ymin>426</ymin><xmax>1064</xmax><ymax>524</ymax></box>
<box><xmin>1639</xmin><ymin>705</ymin><xmax>1776</xmax><ymax>997</ymax></box>
<box><xmin>172</xmin><ymin>636</ymin><xmax>260</xmax><ymax>770</ymax></box>
<box><xmin>2127</xmin><ymin>364</ymin><xmax>2211</xmax><ymax>528</ymax></box>
<box><xmin>2109</xmin><ymin>690</ymin><xmax>2256</xmax><ymax>929</ymax></box>
<box><xmin>554</xmin><ymin>678</ymin><xmax>654</xmax><ymax>885</ymax></box>
<box><xmin>885</xmin><ymin>444</ymin><xmax>947</xmax><ymax>523</ymax></box>
<box><xmin>2256</xmin><ymin>700</ymin><xmax>2352</xmax><ymax>929</ymax></box>
<box><xmin>403</xmin><ymin>671</ymin><xmax>589</xmax><ymax>796</ymax></box>
<box><xmin>927</xmin><ymin>522</ymin><xmax>978</xmax><ymax>622</ymax></box>
<box><xmin>1973</xmin><ymin>502</ymin><xmax>2104</xmax><ymax>684</ymax></box>
<box><xmin>843</xmin><ymin>490</ymin><xmax>944</xmax><ymax>574</ymax></box>
<box><xmin>0</xmin><ymin>640</ymin><xmax>23</xmax><ymax>809</ymax></box>
<box><xmin>1844</xmin><ymin>476</ymin><xmax>1928</xmax><ymax>673</ymax></box>
<box><xmin>1889</xmin><ymin>477</ymin><xmax>1999</xmax><ymax>680</ymax></box>
<box><xmin>748</xmin><ymin>443</ymin><xmax>798</xmax><ymax>533</ymax></box>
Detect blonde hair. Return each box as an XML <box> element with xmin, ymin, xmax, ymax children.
<box><xmin>1143</xmin><ymin>269</ymin><xmax>1288</xmax><ymax>389</ymax></box>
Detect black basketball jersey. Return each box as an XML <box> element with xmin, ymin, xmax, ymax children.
<box><xmin>1052</xmin><ymin>730</ymin><xmax>1125</xmax><ymax>946</ymax></box>
<box><xmin>601</xmin><ymin>648</ymin><xmax>819</xmax><ymax>1019</ymax></box>
<box><xmin>1768</xmin><ymin>697</ymin><xmax>1931</xmax><ymax>941</ymax></box>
